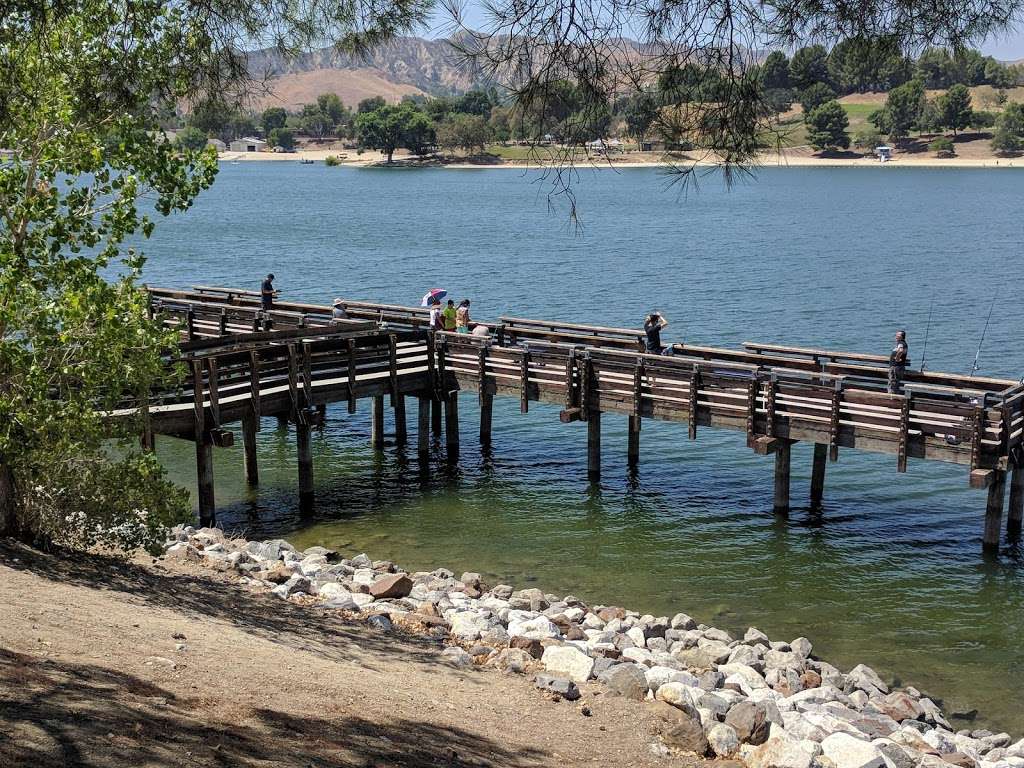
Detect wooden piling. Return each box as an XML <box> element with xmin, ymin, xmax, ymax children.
<box><xmin>627</xmin><ymin>415</ymin><xmax>640</xmax><ymax>469</ymax></box>
<box><xmin>418</xmin><ymin>396</ymin><xmax>430</xmax><ymax>457</ymax></box>
<box><xmin>371</xmin><ymin>395</ymin><xmax>385</xmax><ymax>449</ymax></box>
<box><xmin>983</xmin><ymin>469</ymin><xmax>1007</xmax><ymax>553</ymax></box>
<box><xmin>1008</xmin><ymin>463</ymin><xmax>1024</xmax><ymax>538</ymax></box>
<box><xmin>810</xmin><ymin>443</ymin><xmax>827</xmax><ymax>509</ymax></box>
<box><xmin>296</xmin><ymin>421</ymin><xmax>314</xmax><ymax>514</ymax></box>
<box><xmin>479</xmin><ymin>393</ymin><xmax>493</xmax><ymax>447</ymax></box>
<box><xmin>241</xmin><ymin>410</ymin><xmax>259</xmax><ymax>486</ymax></box>
<box><xmin>773</xmin><ymin>441</ymin><xmax>792</xmax><ymax>516</ymax></box>
<box><xmin>196</xmin><ymin>439</ymin><xmax>216</xmax><ymax>527</ymax></box>
<box><xmin>393</xmin><ymin>394</ymin><xmax>407</xmax><ymax>446</ymax></box>
<box><xmin>445</xmin><ymin>393</ymin><xmax>460</xmax><ymax>459</ymax></box>
<box><xmin>431</xmin><ymin>397</ymin><xmax>442</xmax><ymax>439</ymax></box>
<box><xmin>587</xmin><ymin>410</ymin><xmax>601</xmax><ymax>481</ymax></box>
<box><xmin>276</xmin><ymin>414</ymin><xmax>289</xmax><ymax>429</ymax></box>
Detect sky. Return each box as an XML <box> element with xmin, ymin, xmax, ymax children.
<box><xmin>425</xmin><ymin>6</ymin><xmax>1024</xmax><ymax>61</ymax></box>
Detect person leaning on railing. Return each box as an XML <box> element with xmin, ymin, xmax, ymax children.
<box><xmin>644</xmin><ymin>312</ymin><xmax>674</xmax><ymax>356</ymax></box>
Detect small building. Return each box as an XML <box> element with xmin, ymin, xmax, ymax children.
<box><xmin>875</xmin><ymin>146</ymin><xmax>893</xmax><ymax>162</ymax></box>
<box><xmin>229</xmin><ymin>137</ymin><xmax>267</xmax><ymax>153</ymax></box>
<box><xmin>207</xmin><ymin>138</ymin><xmax>226</xmax><ymax>153</ymax></box>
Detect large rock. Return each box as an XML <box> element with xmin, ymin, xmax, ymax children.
<box><xmin>849</xmin><ymin>664</ymin><xmax>889</xmax><ymax>695</ymax></box>
<box><xmin>508</xmin><ymin>615</ymin><xmax>561</xmax><ymax>640</ymax></box>
<box><xmin>657</xmin><ymin>682</ymin><xmax>700</xmax><ymax>712</ymax></box>
<box><xmin>719</xmin><ymin>663</ymin><xmax>768</xmax><ymax>695</ymax></box>
<box><xmin>726</xmin><ymin>700</ymin><xmax>771</xmax><ymax>745</ymax></box>
<box><xmin>369</xmin><ymin>573</ymin><xmax>413</xmax><ymax>599</ymax></box>
<box><xmin>317</xmin><ymin>583</ymin><xmax>353</xmax><ymax>601</ymax></box>
<box><xmin>707</xmin><ymin>723</ymin><xmax>741</xmax><ymax>757</ymax></box>
<box><xmin>741</xmin><ymin>729</ymin><xmax>822</xmax><ymax>768</ymax></box>
<box><xmin>601</xmin><ymin>663</ymin><xmax>649</xmax><ymax>700</ymax></box>
<box><xmin>450</xmin><ymin>612</ymin><xmax>495</xmax><ymax>641</ymax></box>
<box><xmin>879</xmin><ymin>691</ymin><xmax>924</xmax><ymax>722</ymax></box>
<box><xmin>820</xmin><ymin>732</ymin><xmax>886</xmax><ymax>768</ymax></box>
<box><xmin>488</xmin><ymin>648</ymin><xmax>535</xmax><ymax>674</ymax></box>
<box><xmin>646</xmin><ymin>666</ymin><xmax>699</xmax><ymax>692</ymax></box>
<box><xmin>650</xmin><ymin>702</ymin><xmax>708</xmax><ymax>754</ymax></box>
<box><xmin>510</xmin><ymin>636</ymin><xmax>544</xmax><ymax>659</ymax></box>
<box><xmin>674</xmin><ymin>646</ymin><xmax>725</xmax><ymax>669</ymax></box>
<box><xmin>541</xmin><ymin>645</ymin><xmax>594</xmax><ymax>683</ymax></box>
<box><xmin>534</xmin><ymin>674</ymin><xmax>580</xmax><ymax>701</ymax></box>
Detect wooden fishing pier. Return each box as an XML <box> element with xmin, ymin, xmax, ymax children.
<box><xmin>132</xmin><ymin>285</ymin><xmax>1024</xmax><ymax>554</ymax></box>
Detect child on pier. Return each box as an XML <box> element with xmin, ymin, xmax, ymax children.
<box><xmin>456</xmin><ymin>300</ymin><xmax>471</xmax><ymax>333</ymax></box>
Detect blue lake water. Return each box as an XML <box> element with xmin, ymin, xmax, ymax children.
<box><xmin>141</xmin><ymin>163</ymin><xmax>1024</xmax><ymax>731</ymax></box>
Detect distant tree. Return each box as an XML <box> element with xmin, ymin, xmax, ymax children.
<box><xmin>425</xmin><ymin>97</ymin><xmax>455</xmax><ymax>122</ymax></box>
<box><xmin>268</xmin><ymin>127</ymin><xmax>296</xmax><ymax>150</ymax></box>
<box><xmin>623</xmin><ymin>92</ymin><xmax>660</xmax><ymax>148</ymax></box>
<box><xmin>990</xmin><ymin>102</ymin><xmax>1024</xmax><ymax>154</ymax></box>
<box><xmin>827</xmin><ymin>36</ymin><xmax>910</xmax><ymax>93</ymax></box>
<box><xmin>917</xmin><ymin>98</ymin><xmax>943</xmax><ymax>134</ymax></box>
<box><xmin>763</xmin><ymin>88</ymin><xmax>794</xmax><ymax>115</ymax></box>
<box><xmin>761</xmin><ymin>51</ymin><xmax>790</xmax><ymax>90</ymax></box>
<box><xmin>852</xmin><ymin>126</ymin><xmax>883</xmax><ymax>151</ymax></box>
<box><xmin>657</xmin><ymin>62</ymin><xmax>704</xmax><ymax>104</ymax></box>
<box><xmin>357</xmin><ymin>96</ymin><xmax>387</xmax><ymax>114</ymax></box>
<box><xmin>806</xmin><ymin>100</ymin><xmax>850</xmax><ymax>150</ymax></box>
<box><xmin>799</xmin><ymin>83</ymin><xmax>837</xmax><ymax>114</ymax></box>
<box><xmin>175</xmin><ymin>126</ymin><xmax>209</xmax><ymax>151</ymax></box>
<box><xmin>456</xmin><ymin>90</ymin><xmax>494</xmax><ymax>116</ymax></box>
<box><xmin>957</xmin><ymin>49</ymin><xmax>987</xmax><ymax>85</ymax></box>
<box><xmin>299</xmin><ymin>105</ymin><xmax>334</xmax><ymax>139</ymax></box>
<box><xmin>874</xmin><ymin>79</ymin><xmax>925</xmax><ymax>140</ymax></box>
<box><xmin>262</xmin><ymin>107</ymin><xmax>288</xmax><ymax>132</ymax></box>
<box><xmin>984</xmin><ymin>59</ymin><xmax>1014</xmax><ymax>88</ymax></box>
<box><xmin>317</xmin><ymin>93</ymin><xmax>347</xmax><ymax>125</ymax></box>
<box><xmin>970</xmin><ymin>110</ymin><xmax>997</xmax><ymax>129</ymax></box>
<box><xmin>436</xmin><ymin>113</ymin><xmax>491</xmax><ymax>152</ymax></box>
<box><xmin>355</xmin><ymin>103</ymin><xmax>435</xmax><ymax>162</ymax></box>
<box><xmin>488</xmin><ymin>105</ymin><xmax>513</xmax><ymax>142</ymax></box>
<box><xmin>929</xmin><ymin>136</ymin><xmax>955</xmax><ymax>155</ymax></box>
<box><xmin>916</xmin><ymin>47</ymin><xmax>956</xmax><ymax>88</ymax></box>
<box><xmin>938</xmin><ymin>84</ymin><xmax>973</xmax><ymax>135</ymax></box>
<box><xmin>789</xmin><ymin>45</ymin><xmax>830</xmax><ymax>91</ymax></box>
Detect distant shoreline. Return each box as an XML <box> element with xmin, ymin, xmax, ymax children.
<box><xmin>218</xmin><ymin>149</ymin><xmax>1022</xmax><ymax>170</ymax></box>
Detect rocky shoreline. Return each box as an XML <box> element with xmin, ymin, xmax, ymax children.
<box><xmin>166</xmin><ymin>526</ymin><xmax>1023</xmax><ymax>768</ymax></box>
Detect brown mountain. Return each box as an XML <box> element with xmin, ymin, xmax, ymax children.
<box><xmin>247</xmin><ymin>37</ymin><xmax>483</xmax><ymax>110</ymax></box>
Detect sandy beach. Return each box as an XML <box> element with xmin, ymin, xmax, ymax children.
<box><xmin>219</xmin><ymin>147</ymin><xmax>1022</xmax><ymax>169</ymax></box>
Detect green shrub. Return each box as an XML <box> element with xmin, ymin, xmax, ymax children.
<box><xmin>324</xmin><ymin>155</ymin><xmax>340</xmax><ymax>166</ymax></box>
<box><xmin>929</xmin><ymin>136</ymin><xmax>955</xmax><ymax>156</ymax></box>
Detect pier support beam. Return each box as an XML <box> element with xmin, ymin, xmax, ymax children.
<box><xmin>241</xmin><ymin>410</ymin><xmax>259</xmax><ymax>486</ymax></box>
<box><xmin>393</xmin><ymin>395</ymin><xmax>407</xmax><ymax>447</ymax></box>
<box><xmin>627</xmin><ymin>416</ymin><xmax>640</xmax><ymax>469</ymax></box>
<box><xmin>371</xmin><ymin>395</ymin><xmax>385</xmax><ymax>449</ymax></box>
<box><xmin>445</xmin><ymin>393</ymin><xmax>460</xmax><ymax>459</ymax></box>
<box><xmin>196</xmin><ymin>439</ymin><xmax>216</xmax><ymax>528</ymax></box>
<box><xmin>417</xmin><ymin>397</ymin><xmax>430</xmax><ymax>457</ymax></box>
<box><xmin>1008</xmin><ymin>463</ymin><xmax>1024</xmax><ymax>539</ymax></box>
<box><xmin>587</xmin><ymin>411</ymin><xmax>601</xmax><ymax>481</ymax></box>
<box><xmin>984</xmin><ymin>469</ymin><xmax>1006</xmax><ymax>553</ymax></box>
<box><xmin>810</xmin><ymin>443</ymin><xmax>827</xmax><ymax>510</ymax></box>
<box><xmin>773</xmin><ymin>440</ymin><xmax>792</xmax><ymax>516</ymax></box>
<box><xmin>479</xmin><ymin>393</ymin><xmax>493</xmax><ymax>447</ymax></box>
<box><xmin>431</xmin><ymin>398</ymin><xmax>442</xmax><ymax>439</ymax></box>
<box><xmin>276</xmin><ymin>414</ymin><xmax>289</xmax><ymax>430</ymax></box>
<box><xmin>296</xmin><ymin>422</ymin><xmax>314</xmax><ymax>515</ymax></box>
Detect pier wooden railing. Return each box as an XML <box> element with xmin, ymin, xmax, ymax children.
<box><xmin>139</xmin><ymin>285</ymin><xmax>1024</xmax><ymax>552</ymax></box>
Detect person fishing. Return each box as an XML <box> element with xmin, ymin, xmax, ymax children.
<box><xmin>888</xmin><ymin>330</ymin><xmax>909</xmax><ymax>394</ymax></box>
<box><xmin>455</xmin><ymin>299</ymin><xmax>471</xmax><ymax>333</ymax></box>
<box><xmin>331</xmin><ymin>298</ymin><xmax>349</xmax><ymax>323</ymax></box>
<box><xmin>260</xmin><ymin>273</ymin><xmax>277</xmax><ymax>310</ymax></box>
<box><xmin>644</xmin><ymin>312</ymin><xmax>673</xmax><ymax>355</ymax></box>
<box><xmin>442</xmin><ymin>299</ymin><xmax>457</xmax><ymax>331</ymax></box>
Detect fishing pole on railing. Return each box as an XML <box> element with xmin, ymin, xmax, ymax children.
<box><xmin>970</xmin><ymin>291</ymin><xmax>998</xmax><ymax>378</ymax></box>
<box><xmin>919</xmin><ymin>292</ymin><xmax>934</xmax><ymax>373</ymax></box>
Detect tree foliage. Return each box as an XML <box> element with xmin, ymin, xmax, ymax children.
<box><xmin>799</xmin><ymin>83</ymin><xmax>837</xmax><ymax>114</ymax></box>
<box><xmin>355</xmin><ymin>103</ymin><xmax>435</xmax><ymax>161</ymax></box>
<box><xmin>806</xmin><ymin>100</ymin><xmax>851</xmax><ymax>150</ymax></box>
<box><xmin>761</xmin><ymin>52</ymin><xmax>791</xmax><ymax>90</ymax></box>
<box><xmin>0</xmin><ymin>0</ymin><xmax>426</xmax><ymax>549</ymax></box>
<box><xmin>790</xmin><ymin>46</ymin><xmax>831</xmax><ymax>91</ymax></box>
<box><xmin>435</xmin><ymin>113</ymin><xmax>491</xmax><ymax>153</ymax></box>
<box><xmin>937</xmin><ymin>84</ymin><xmax>973</xmax><ymax>134</ymax></box>
<box><xmin>871</xmin><ymin>79</ymin><xmax>926</xmax><ymax>139</ymax></box>
<box><xmin>991</xmin><ymin>102</ymin><xmax>1024</xmax><ymax>154</ymax></box>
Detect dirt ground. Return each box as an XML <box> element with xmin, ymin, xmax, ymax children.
<box><xmin>0</xmin><ymin>541</ymin><xmax>709</xmax><ymax>768</ymax></box>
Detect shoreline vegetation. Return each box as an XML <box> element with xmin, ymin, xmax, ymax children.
<box><xmin>217</xmin><ymin>147</ymin><xmax>1023</xmax><ymax>169</ymax></box>
<box><xmin>132</xmin><ymin>524</ymin><xmax>1023</xmax><ymax>768</ymax></box>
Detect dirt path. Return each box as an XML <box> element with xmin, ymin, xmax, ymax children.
<box><xmin>0</xmin><ymin>542</ymin><xmax>703</xmax><ymax>768</ymax></box>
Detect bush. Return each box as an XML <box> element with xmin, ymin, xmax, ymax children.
<box><xmin>970</xmin><ymin>110</ymin><xmax>997</xmax><ymax>129</ymax></box>
<box><xmin>929</xmin><ymin>137</ymin><xmax>955</xmax><ymax>156</ymax></box>
<box><xmin>324</xmin><ymin>155</ymin><xmax>340</xmax><ymax>166</ymax></box>
<box><xmin>852</xmin><ymin>127</ymin><xmax>882</xmax><ymax>151</ymax></box>
<box><xmin>991</xmin><ymin>129</ymin><xmax>1022</xmax><ymax>154</ymax></box>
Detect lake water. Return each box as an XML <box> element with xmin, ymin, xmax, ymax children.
<box><xmin>142</xmin><ymin>163</ymin><xmax>1024</xmax><ymax>732</ymax></box>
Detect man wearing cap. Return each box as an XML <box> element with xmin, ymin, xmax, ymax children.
<box><xmin>261</xmin><ymin>274</ymin><xmax>277</xmax><ymax>310</ymax></box>
<box><xmin>331</xmin><ymin>298</ymin><xmax>349</xmax><ymax>323</ymax></box>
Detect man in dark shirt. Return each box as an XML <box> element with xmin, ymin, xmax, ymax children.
<box><xmin>644</xmin><ymin>312</ymin><xmax>672</xmax><ymax>355</ymax></box>
<box><xmin>888</xmin><ymin>330</ymin><xmax>909</xmax><ymax>393</ymax></box>
<box><xmin>261</xmin><ymin>274</ymin><xmax>276</xmax><ymax>310</ymax></box>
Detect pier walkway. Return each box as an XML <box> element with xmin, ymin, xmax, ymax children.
<box><xmin>135</xmin><ymin>285</ymin><xmax>1024</xmax><ymax>553</ymax></box>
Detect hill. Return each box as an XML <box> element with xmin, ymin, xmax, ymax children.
<box><xmin>247</xmin><ymin>37</ymin><xmax>482</xmax><ymax>109</ymax></box>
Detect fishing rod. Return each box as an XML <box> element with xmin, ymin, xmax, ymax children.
<box><xmin>919</xmin><ymin>292</ymin><xmax>934</xmax><ymax>373</ymax></box>
<box><xmin>969</xmin><ymin>291</ymin><xmax>998</xmax><ymax>378</ymax></box>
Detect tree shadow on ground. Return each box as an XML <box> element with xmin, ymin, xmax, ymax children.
<box><xmin>0</xmin><ymin>648</ymin><xmax>544</xmax><ymax>767</ymax></box>
<box><xmin>0</xmin><ymin>541</ymin><xmax>447</xmax><ymax>675</ymax></box>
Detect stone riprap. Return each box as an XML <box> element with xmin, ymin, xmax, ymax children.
<box><xmin>165</xmin><ymin>527</ymin><xmax>1023</xmax><ymax>768</ymax></box>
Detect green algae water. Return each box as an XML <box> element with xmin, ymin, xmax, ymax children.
<box><xmin>141</xmin><ymin>164</ymin><xmax>1024</xmax><ymax>733</ymax></box>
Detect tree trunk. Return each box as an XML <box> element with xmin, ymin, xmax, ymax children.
<box><xmin>386</xmin><ymin>148</ymin><xmax>394</xmax><ymax>163</ymax></box>
<box><xmin>0</xmin><ymin>459</ymin><xmax>16</xmax><ymax>539</ymax></box>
